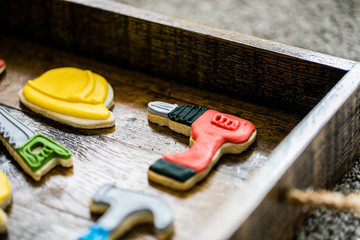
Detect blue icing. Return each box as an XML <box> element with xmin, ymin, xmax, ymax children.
<box><xmin>78</xmin><ymin>224</ymin><xmax>111</xmax><ymax>240</ymax></box>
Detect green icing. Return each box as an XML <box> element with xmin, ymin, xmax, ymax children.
<box><xmin>17</xmin><ymin>134</ymin><xmax>72</xmax><ymax>172</ymax></box>
<box><xmin>168</xmin><ymin>104</ymin><xmax>207</xmax><ymax>126</ymax></box>
<box><xmin>149</xmin><ymin>158</ymin><xmax>196</xmax><ymax>182</ymax></box>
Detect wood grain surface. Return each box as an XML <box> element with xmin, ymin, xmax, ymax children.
<box><xmin>1</xmin><ymin>1</ymin><xmax>359</xmax><ymax>239</ymax></box>
<box><xmin>0</xmin><ymin>0</ymin><xmax>356</xmax><ymax>115</ymax></box>
<box><xmin>199</xmin><ymin>63</ymin><xmax>360</xmax><ymax>240</ymax></box>
<box><xmin>0</xmin><ymin>34</ymin><xmax>302</xmax><ymax>239</ymax></box>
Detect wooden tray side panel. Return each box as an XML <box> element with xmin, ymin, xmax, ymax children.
<box><xmin>0</xmin><ymin>0</ymin><xmax>354</xmax><ymax>114</ymax></box>
<box><xmin>230</xmin><ymin>63</ymin><xmax>360</xmax><ymax>239</ymax></box>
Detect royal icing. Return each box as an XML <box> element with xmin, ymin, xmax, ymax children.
<box><xmin>0</xmin><ymin>106</ymin><xmax>73</xmax><ymax>179</ymax></box>
<box><xmin>18</xmin><ymin>134</ymin><xmax>72</xmax><ymax>172</ymax></box>
<box><xmin>22</xmin><ymin>67</ymin><xmax>110</xmax><ymax>120</ymax></box>
<box><xmin>0</xmin><ymin>170</ymin><xmax>11</xmax><ymax>232</ymax></box>
<box><xmin>168</xmin><ymin>104</ymin><xmax>208</xmax><ymax>126</ymax></box>
<box><xmin>150</xmin><ymin>158</ymin><xmax>196</xmax><ymax>182</ymax></box>
<box><xmin>148</xmin><ymin>103</ymin><xmax>256</xmax><ymax>186</ymax></box>
<box><xmin>0</xmin><ymin>171</ymin><xmax>10</xmax><ymax>208</ymax></box>
<box><xmin>163</xmin><ymin>109</ymin><xmax>255</xmax><ymax>172</ymax></box>
<box><xmin>79</xmin><ymin>184</ymin><xmax>173</xmax><ymax>239</ymax></box>
<box><xmin>0</xmin><ymin>59</ymin><xmax>5</xmax><ymax>75</ymax></box>
<box><xmin>147</xmin><ymin>101</ymin><xmax>178</xmax><ymax>118</ymax></box>
<box><xmin>0</xmin><ymin>106</ymin><xmax>35</xmax><ymax>150</ymax></box>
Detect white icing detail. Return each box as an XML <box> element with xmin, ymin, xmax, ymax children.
<box><xmin>91</xmin><ymin>184</ymin><xmax>174</xmax><ymax>235</ymax></box>
<box><xmin>148</xmin><ymin>101</ymin><xmax>178</xmax><ymax>118</ymax></box>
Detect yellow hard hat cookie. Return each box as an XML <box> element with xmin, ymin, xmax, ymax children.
<box><xmin>19</xmin><ymin>67</ymin><xmax>115</xmax><ymax>129</ymax></box>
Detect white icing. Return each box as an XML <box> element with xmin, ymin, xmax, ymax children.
<box><xmin>148</xmin><ymin>101</ymin><xmax>178</xmax><ymax>117</ymax></box>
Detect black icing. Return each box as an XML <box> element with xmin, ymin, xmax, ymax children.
<box><xmin>149</xmin><ymin>158</ymin><xmax>196</xmax><ymax>182</ymax></box>
<box><xmin>168</xmin><ymin>104</ymin><xmax>208</xmax><ymax>126</ymax></box>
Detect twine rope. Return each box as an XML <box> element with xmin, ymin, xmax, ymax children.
<box><xmin>286</xmin><ymin>189</ymin><xmax>360</xmax><ymax>214</ymax></box>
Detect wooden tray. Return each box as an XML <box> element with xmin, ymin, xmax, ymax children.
<box><xmin>0</xmin><ymin>0</ymin><xmax>360</xmax><ymax>239</ymax></box>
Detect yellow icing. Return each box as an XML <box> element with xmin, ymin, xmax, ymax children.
<box><xmin>0</xmin><ymin>171</ymin><xmax>10</xmax><ymax>204</ymax></box>
<box><xmin>23</xmin><ymin>67</ymin><xmax>110</xmax><ymax>120</ymax></box>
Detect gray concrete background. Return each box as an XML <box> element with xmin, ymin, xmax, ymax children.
<box><xmin>113</xmin><ymin>0</ymin><xmax>360</xmax><ymax>239</ymax></box>
<box><xmin>115</xmin><ymin>0</ymin><xmax>360</xmax><ymax>61</ymax></box>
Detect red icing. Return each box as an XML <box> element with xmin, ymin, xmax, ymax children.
<box><xmin>163</xmin><ymin>110</ymin><xmax>255</xmax><ymax>172</ymax></box>
<box><xmin>211</xmin><ymin>113</ymin><xmax>240</xmax><ymax>131</ymax></box>
<box><xmin>0</xmin><ymin>59</ymin><xmax>4</xmax><ymax>68</ymax></box>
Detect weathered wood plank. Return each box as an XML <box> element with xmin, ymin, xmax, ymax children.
<box><xmin>199</xmin><ymin>63</ymin><xmax>360</xmax><ymax>240</ymax></box>
<box><xmin>0</xmin><ymin>34</ymin><xmax>302</xmax><ymax>180</ymax></box>
<box><xmin>4</xmin><ymin>198</ymin><xmax>91</xmax><ymax>239</ymax></box>
<box><xmin>0</xmin><ymin>1</ymin><xmax>357</xmax><ymax>239</ymax></box>
<box><xmin>0</xmin><ymin>33</ymin><xmax>305</xmax><ymax>239</ymax></box>
<box><xmin>0</xmin><ymin>107</ymin><xmax>253</xmax><ymax>240</ymax></box>
<box><xmin>0</xmin><ymin>0</ymin><xmax>355</xmax><ymax>114</ymax></box>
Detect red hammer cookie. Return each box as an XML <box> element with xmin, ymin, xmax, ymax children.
<box><xmin>147</xmin><ymin>101</ymin><xmax>256</xmax><ymax>191</ymax></box>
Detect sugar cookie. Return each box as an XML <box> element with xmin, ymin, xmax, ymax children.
<box><xmin>18</xmin><ymin>67</ymin><xmax>115</xmax><ymax>129</ymax></box>
<box><xmin>79</xmin><ymin>184</ymin><xmax>174</xmax><ymax>240</ymax></box>
<box><xmin>0</xmin><ymin>171</ymin><xmax>11</xmax><ymax>233</ymax></box>
<box><xmin>147</xmin><ymin>101</ymin><xmax>256</xmax><ymax>191</ymax></box>
<box><xmin>0</xmin><ymin>59</ymin><xmax>5</xmax><ymax>75</ymax></box>
<box><xmin>0</xmin><ymin>107</ymin><xmax>73</xmax><ymax>181</ymax></box>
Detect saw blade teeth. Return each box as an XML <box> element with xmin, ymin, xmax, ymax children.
<box><xmin>0</xmin><ymin>128</ymin><xmax>7</xmax><ymax>137</ymax></box>
<box><xmin>8</xmin><ymin>136</ymin><xmax>16</xmax><ymax>148</ymax></box>
<box><xmin>0</xmin><ymin>107</ymin><xmax>35</xmax><ymax>148</ymax></box>
<box><xmin>4</xmin><ymin>130</ymin><xmax>9</xmax><ymax>137</ymax></box>
<box><xmin>3</xmin><ymin>131</ymin><xmax>11</xmax><ymax>141</ymax></box>
<box><xmin>0</xmin><ymin>126</ymin><xmax>10</xmax><ymax>140</ymax></box>
<box><xmin>0</xmin><ymin>127</ymin><xmax>18</xmax><ymax>149</ymax></box>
